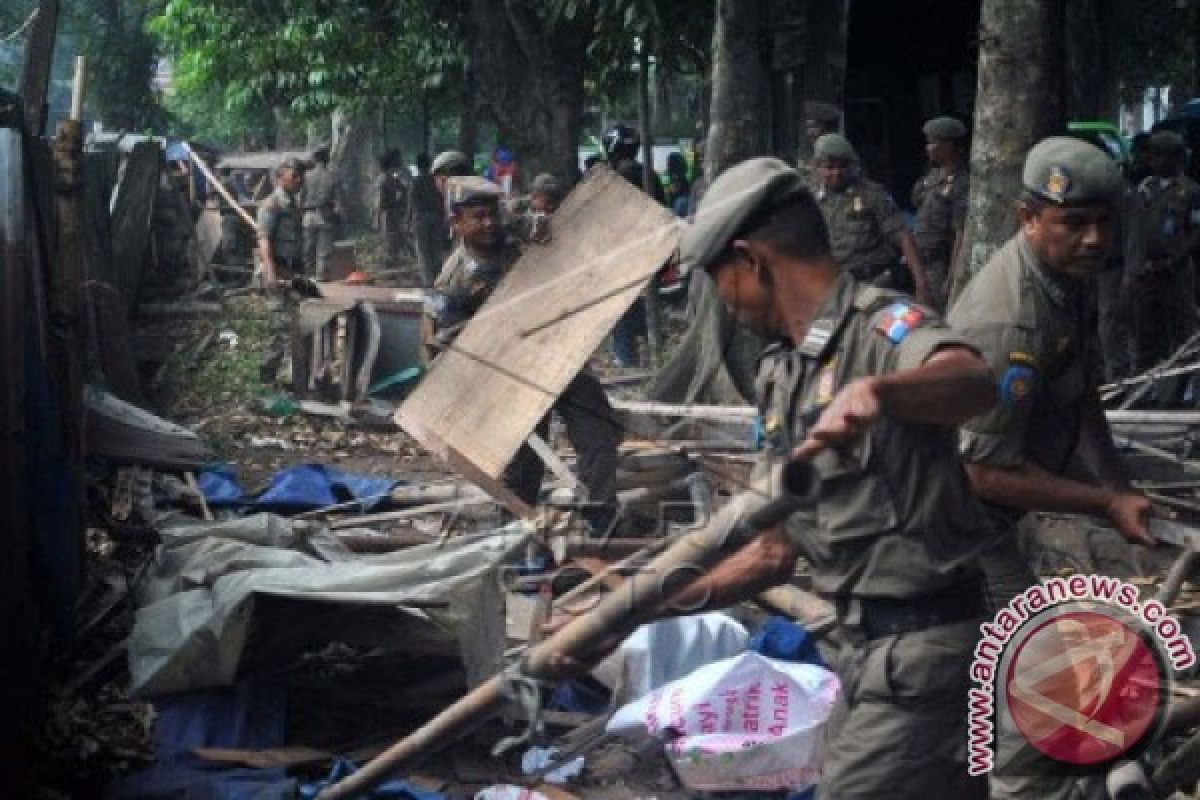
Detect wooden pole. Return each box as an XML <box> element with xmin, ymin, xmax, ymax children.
<box><xmin>17</xmin><ymin>0</ymin><xmax>59</xmax><ymax>137</ymax></box>
<box><xmin>183</xmin><ymin>144</ymin><xmax>259</xmax><ymax>231</ymax></box>
<box><xmin>637</xmin><ymin>39</ymin><xmax>664</xmax><ymax>370</ymax></box>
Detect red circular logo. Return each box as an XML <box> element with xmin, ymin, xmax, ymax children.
<box><xmin>1005</xmin><ymin>610</ymin><xmax>1163</xmax><ymax>766</ymax></box>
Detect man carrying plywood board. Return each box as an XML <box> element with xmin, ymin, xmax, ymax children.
<box><xmin>396</xmin><ymin>168</ymin><xmax>679</xmax><ymax>530</ymax></box>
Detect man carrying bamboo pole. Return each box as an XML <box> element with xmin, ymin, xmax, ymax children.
<box><xmin>648</xmin><ymin>156</ymin><xmax>998</xmax><ymax>798</ymax></box>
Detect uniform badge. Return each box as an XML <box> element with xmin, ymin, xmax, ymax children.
<box><xmin>852</xmin><ymin>195</ymin><xmax>864</xmax><ymax>213</ymax></box>
<box><xmin>815</xmin><ymin>358</ymin><xmax>838</xmax><ymax>405</ymax></box>
<box><xmin>1044</xmin><ymin>166</ymin><xmax>1070</xmax><ymax>203</ymax></box>
<box><xmin>875</xmin><ymin>302</ymin><xmax>924</xmax><ymax>344</ymax></box>
<box><xmin>1008</xmin><ymin>351</ymin><xmax>1037</xmax><ymax>367</ymax></box>
<box><xmin>1000</xmin><ymin>364</ymin><xmax>1036</xmax><ymax>405</ymax></box>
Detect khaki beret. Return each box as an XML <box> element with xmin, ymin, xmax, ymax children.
<box><xmin>813</xmin><ymin>133</ymin><xmax>859</xmax><ymax>163</ymax></box>
<box><xmin>530</xmin><ymin>173</ymin><xmax>563</xmax><ymax>196</ymax></box>
<box><xmin>1022</xmin><ymin>136</ymin><xmax>1122</xmax><ymax>205</ymax></box>
<box><xmin>923</xmin><ymin>116</ymin><xmax>967</xmax><ymax>140</ymax></box>
<box><xmin>431</xmin><ymin>150</ymin><xmax>470</xmax><ymax>175</ymax></box>
<box><xmin>446</xmin><ymin>176</ymin><xmax>503</xmax><ymax>208</ymax></box>
<box><xmin>805</xmin><ymin>102</ymin><xmax>842</xmax><ymax>125</ymax></box>
<box><xmin>1150</xmin><ymin>130</ymin><xmax>1186</xmax><ymax>152</ymax></box>
<box><xmin>678</xmin><ymin>157</ymin><xmax>808</xmax><ymax>274</ymax></box>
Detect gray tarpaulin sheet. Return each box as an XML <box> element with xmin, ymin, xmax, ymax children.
<box><xmin>129</xmin><ymin>513</ymin><xmax>530</xmax><ymax>697</ymax></box>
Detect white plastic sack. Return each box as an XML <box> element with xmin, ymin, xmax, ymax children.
<box><xmin>593</xmin><ymin>612</ymin><xmax>747</xmax><ymax>700</ymax></box>
<box><xmin>607</xmin><ymin>651</ymin><xmax>839</xmax><ymax>792</ymax></box>
<box><xmin>474</xmin><ymin>786</ymin><xmax>548</xmax><ymax>800</ymax></box>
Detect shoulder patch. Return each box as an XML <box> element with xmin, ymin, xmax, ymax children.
<box><xmin>874</xmin><ymin>302</ymin><xmax>924</xmax><ymax>344</ymax></box>
<box><xmin>1000</xmin><ymin>363</ymin><xmax>1036</xmax><ymax>405</ymax></box>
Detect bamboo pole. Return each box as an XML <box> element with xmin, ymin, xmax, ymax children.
<box><xmin>183</xmin><ymin>143</ymin><xmax>259</xmax><ymax>231</ymax></box>
<box><xmin>315</xmin><ymin>461</ymin><xmax>819</xmax><ymax>800</ymax></box>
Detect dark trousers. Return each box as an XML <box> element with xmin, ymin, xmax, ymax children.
<box><xmin>502</xmin><ymin>372</ymin><xmax>621</xmax><ymax>531</ymax></box>
<box><xmin>612</xmin><ymin>299</ymin><xmax>647</xmax><ymax>367</ymax></box>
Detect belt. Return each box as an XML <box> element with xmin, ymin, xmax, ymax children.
<box><xmin>859</xmin><ymin>577</ymin><xmax>986</xmax><ymax>640</ymax></box>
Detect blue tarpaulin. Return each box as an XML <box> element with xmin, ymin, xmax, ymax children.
<box><xmin>300</xmin><ymin>760</ymin><xmax>446</xmax><ymax>800</ymax></box>
<box><xmin>198</xmin><ymin>464</ymin><xmax>399</xmax><ymax>512</ymax></box>
<box><xmin>748</xmin><ymin>616</ymin><xmax>825</xmax><ymax>667</ymax></box>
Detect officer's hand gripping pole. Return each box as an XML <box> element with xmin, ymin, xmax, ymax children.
<box><xmin>314</xmin><ymin>460</ymin><xmax>820</xmax><ymax>800</ymax></box>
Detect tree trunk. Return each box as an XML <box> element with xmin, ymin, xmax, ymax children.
<box><xmin>638</xmin><ymin>42</ymin><xmax>664</xmax><ymax>369</ymax></box>
<box><xmin>331</xmin><ymin>108</ymin><xmax>380</xmax><ymax>232</ymax></box>
<box><xmin>951</xmin><ymin>0</ymin><xmax>1065</xmax><ymax>303</ymax></box>
<box><xmin>1064</xmin><ymin>0</ymin><xmax>1118</xmax><ymax>120</ymax></box>
<box><xmin>704</xmin><ymin>0</ymin><xmax>771</xmax><ymax>178</ymax></box>
<box><xmin>467</xmin><ymin>0</ymin><xmax>591</xmax><ymax>181</ymax></box>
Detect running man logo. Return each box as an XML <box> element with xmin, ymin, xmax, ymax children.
<box><xmin>1005</xmin><ymin>609</ymin><xmax>1165</xmax><ymax>766</ymax></box>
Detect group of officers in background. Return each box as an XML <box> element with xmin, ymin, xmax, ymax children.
<box><xmin>798</xmin><ymin>102</ymin><xmax>1200</xmax><ymax>390</ymax></box>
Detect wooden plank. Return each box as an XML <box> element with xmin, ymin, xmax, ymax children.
<box><xmin>110</xmin><ymin>141</ymin><xmax>162</xmax><ymax>311</ymax></box>
<box><xmin>397</xmin><ymin>167</ymin><xmax>677</xmax><ymax>495</ymax></box>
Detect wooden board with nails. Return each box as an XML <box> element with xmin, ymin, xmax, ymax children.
<box><xmin>396</xmin><ymin>166</ymin><xmax>678</xmax><ymax>506</ymax></box>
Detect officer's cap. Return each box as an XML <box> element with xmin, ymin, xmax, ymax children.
<box><xmin>923</xmin><ymin>116</ymin><xmax>968</xmax><ymax>140</ymax></box>
<box><xmin>530</xmin><ymin>173</ymin><xmax>563</xmax><ymax>197</ymax></box>
<box><xmin>813</xmin><ymin>133</ymin><xmax>858</xmax><ymax>163</ymax></box>
<box><xmin>277</xmin><ymin>156</ymin><xmax>306</xmax><ymax>174</ymax></box>
<box><xmin>805</xmin><ymin>102</ymin><xmax>841</xmax><ymax>126</ymax></box>
<box><xmin>431</xmin><ymin>150</ymin><xmax>470</xmax><ymax>176</ymax></box>
<box><xmin>1022</xmin><ymin>136</ymin><xmax>1122</xmax><ymax>206</ymax></box>
<box><xmin>678</xmin><ymin>157</ymin><xmax>807</xmax><ymax>274</ymax></box>
<box><xmin>1150</xmin><ymin>130</ymin><xmax>1186</xmax><ymax>153</ymax></box>
<box><xmin>446</xmin><ymin>176</ymin><xmax>503</xmax><ymax>210</ymax></box>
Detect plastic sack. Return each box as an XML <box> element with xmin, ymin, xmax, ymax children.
<box><xmin>607</xmin><ymin>651</ymin><xmax>839</xmax><ymax>792</ymax></box>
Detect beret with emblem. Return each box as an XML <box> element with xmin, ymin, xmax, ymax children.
<box><xmin>446</xmin><ymin>176</ymin><xmax>504</xmax><ymax>209</ymax></box>
<box><xmin>678</xmin><ymin>157</ymin><xmax>808</xmax><ymax>274</ymax></box>
<box><xmin>1150</xmin><ymin>130</ymin><xmax>1186</xmax><ymax>152</ymax></box>
<box><xmin>431</xmin><ymin>150</ymin><xmax>470</xmax><ymax>176</ymax></box>
<box><xmin>1022</xmin><ymin>136</ymin><xmax>1122</xmax><ymax>205</ymax></box>
<box><xmin>813</xmin><ymin>133</ymin><xmax>859</xmax><ymax>163</ymax></box>
<box><xmin>922</xmin><ymin>116</ymin><xmax>967</xmax><ymax>140</ymax></box>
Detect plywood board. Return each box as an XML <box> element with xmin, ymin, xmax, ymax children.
<box><xmin>110</xmin><ymin>141</ymin><xmax>161</xmax><ymax>311</ymax></box>
<box><xmin>397</xmin><ymin>166</ymin><xmax>678</xmax><ymax>507</ymax></box>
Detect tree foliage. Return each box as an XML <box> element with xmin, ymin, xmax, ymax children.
<box><xmin>150</xmin><ymin>0</ymin><xmax>465</xmax><ymax>121</ymax></box>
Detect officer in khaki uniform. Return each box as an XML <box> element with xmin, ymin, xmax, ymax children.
<box><xmin>302</xmin><ymin>145</ymin><xmax>342</xmax><ymax>279</ymax></box>
<box><xmin>912</xmin><ymin>116</ymin><xmax>970</xmax><ymax>311</ymax></box>
<box><xmin>1126</xmin><ymin>130</ymin><xmax>1200</xmax><ymax>372</ymax></box>
<box><xmin>949</xmin><ymin>138</ymin><xmax>1153</xmax><ymax>800</ymax></box>
<box><xmin>811</xmin><ymin>133</ymin><xmax>931</xmax><ymax>304</ymax></box>
<box><xmin>662</xmin><ymin>157</ymin><xmax>999</xmax><ymax>799</ymax></box>
<box><xmin>256</xmin><ymin>157</ymin><xmax>305</xmax><ymax>285</ymax></box>
<box><xmin>431</xmin><ymin>177</ymin><xmax>620</xmax><ymax>533</ymax></box>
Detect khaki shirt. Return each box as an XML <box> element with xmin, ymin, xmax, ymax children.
<box><xmin>948</xmin><ymin>234</ymin><xmax>1098</xmax><ymax>527</ymax></box>
<box><xmin>756</xmin><ymin>273</ymin><xmax>993</xmax><ymax>599</ymax></box>
<box><xmin>302</xmin><ymin>164</ymin><xmax>341</xmax><ymax>227</ymax></box>
<box><xmin>433</xmin><ymin>239</ymin><xmax>522</xmax><ymax>331</ymax></box>
<box><xmin>814</xmin><ymin>178</ymin><xmax>907</xmax><ymax>278</ymax></box>
<box><xmin>1127</xmin><ymin>175</ymin><xmax>1200</xmax><ymax>270</ymax></box>
<box><xmin>912</xmin><ymin>167</ymin><xmax>969</xmax><ymax>264</ymax></box>
<box><xmin>256</xmin><ymin>186</ymin><xmax>302</xmax><ymax>265</ymax></box>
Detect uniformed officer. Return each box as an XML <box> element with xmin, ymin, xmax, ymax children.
<box><xmin>799</xmin><ymin>101</ymin><xmax>842</xmax><ymax>180</ymax></box>
<box><xmin>811</xmin><ymin>133</ymin><xmax>931</xmax><ymax>304</ymax></box>
<box><xmin>662</xmin><ymin>157</ymin><xmax>999</xmax><ymax>799</ymax></box>
<box><xmin>256</xmin><ymin>157</ymin><xmax>305</xmax><ymax>286</ymax></box>
<box><xmin>948</xmin><ymin>137</ymin><xmax>1153</xmax><ymax>799</ymax></box>
<box><xmin>301</xmin><ymin>145</ymin><xmax>342</xmax><ymax>280</ymax></box>
<box><xmin>1126</xmin><ymin>130</ymin><xmax>1200</xmax><ymax>372</ymax></box>
<box><xmin>409</xmin><ymin>152</ymin><xmax>449</xmax><ymax>287</ymax></box>
<box><xmin>374</xmin><ymin>148</ymin><xmax>410</xmax><ymax>269</ymax></box>
<box><xmin>431</xmin><ymin>177</ymin><xmax>621</xmax><ymax>533</ymax></box>
<box><xmin>912</xmin><ymin>116</ymin><xmax>970</xmax><ymax>311</ymax></box>
<box><xmin>528</xmin><ymin>172</ymin><xmax>563</xmax><ymax>214</ymax></box>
